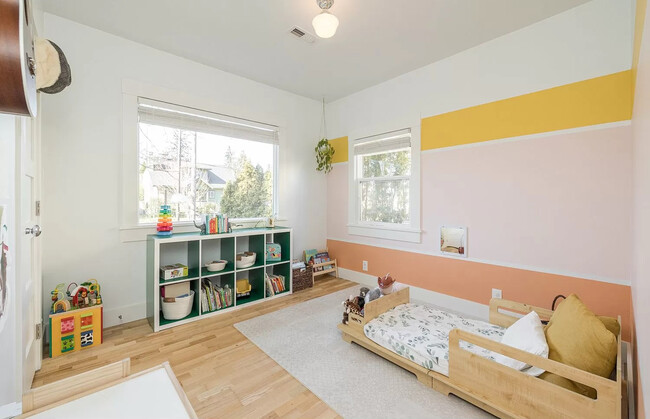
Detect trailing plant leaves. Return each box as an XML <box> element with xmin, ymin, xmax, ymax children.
<box><xmin>315</xmin><ymin>138</ymin><xmax>335</xmax><ymax>174</ymax></box>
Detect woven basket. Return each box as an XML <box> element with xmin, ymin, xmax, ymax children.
<box><xmin>292</xmin><ymin>266</ymin><xmax>313</xmax><ymax>292</ymax></box>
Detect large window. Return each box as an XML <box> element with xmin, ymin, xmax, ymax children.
<box><xmin>137</xmin><ymin>99</ymin><xmax>278</xmax><ymax>224</ymax></box>
<box><xmin>350</xmin><ymin>128</ymin><xmax>420</xmax><ymax>242</ymax></box>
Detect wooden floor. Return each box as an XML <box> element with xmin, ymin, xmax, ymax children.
<box><xmin>34</xmin><ymin>276</ymin><xmax>355</xmax><ymax>419</ymax></box>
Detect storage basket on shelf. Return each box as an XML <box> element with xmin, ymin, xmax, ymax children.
<box><xmin>292</xmin><ymin>265</ymin><xmax>313</xmax><ymax>292</ymax></box>
<box><xmin>236</xmin><ymin>278</ymin><xmax>252</xmax><ymax>298</ymax></box>
<box><xmin>161</xmin><ymin>290</ymin><xmax>194</xmax><ymax>320</ymax></box>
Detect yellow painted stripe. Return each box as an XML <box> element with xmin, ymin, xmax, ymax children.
<box><xmin>633</xmin><ymin>0</ymin><xmax>647</xmax><ymax>104</ymax></box>
<box><xmin>421</xmin><ymin>71</ymin><xmax>633</xmax><ymax>150</ymax></box>
<box><xmin>329</xmin><ymin>136</ymin><xmax>348</xmax><ymax>163</ymax></box>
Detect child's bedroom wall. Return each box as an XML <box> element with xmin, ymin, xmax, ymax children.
<box><xmin>325</xmin><ymin>0</ymin><xmax>635</xmax><ymax>337</ymax></box>
<box><xmin>39</xmin><ymin>14</ymin><xmax>325</xmax><ymax>327</ymax></box>
<box><xmin>632</xmin><ymin>0</ymin><xmax>649</xmax><ymax>415</ymax></box>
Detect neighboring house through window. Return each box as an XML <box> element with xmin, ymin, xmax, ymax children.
<box><xmin>137</xmin><ymin>98</ymin><xmax>278</xmax><ymax>224</ymax></box>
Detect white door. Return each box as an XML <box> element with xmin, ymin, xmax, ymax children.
<box><xmin>17</xmin><ymin>103</ymin><xmax>42</xmax><ymax>392</ymax></box>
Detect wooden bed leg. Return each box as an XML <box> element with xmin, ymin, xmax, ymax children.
<box><xmin>342</xmin><ymin>332</ymin><xmax>353</xmax><ymax>344</ymax></box>
<box><xmin>416</xmin><ymin>373</ymin><xmax>433</xmax><ymax>387</ymax></box>
<box><xmin>432</xmin><ymin>379</ymin><xmax>452</xmax><ymax>396</ymax></box>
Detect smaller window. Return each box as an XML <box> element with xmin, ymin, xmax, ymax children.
<box><xmin>354</xmin><ymin>129</ymin><xmax>412</xmax><ymax>225</ymax></box>
<box><xmin>349</xmin><ymin>127</ymin><xmax>421</xmax><ymax>243</ymax></box>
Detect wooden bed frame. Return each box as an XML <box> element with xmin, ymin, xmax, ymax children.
<box><xmin>338</xmin><ymin>287</ymin><xmax>625</xmax><ymax>419</ymax></box>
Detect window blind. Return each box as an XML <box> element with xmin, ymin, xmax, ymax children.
<box><xmin>353</xmin><ymin>128</ymin><xmax>411</xmax><ymax>156</ymax></box>
<box><xmin>138</xmin><ymin>98</ymin><xmax>279</xmax><ymax>145</ymax></box>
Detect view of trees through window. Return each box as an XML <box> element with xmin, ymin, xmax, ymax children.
<box><xmin>138</xmin><ymin>123</ymin><xmax>274</xmax><ymax>223</ymax></box>
<box><xmin>358</xmin><ymin>149</ymin><xmax>410</xmax><ymax>224</ymax></box>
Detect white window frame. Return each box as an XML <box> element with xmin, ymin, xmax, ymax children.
<box><xmin>347</xmin><ymin>120</ymin><xmax>421</xmax><ymax>243</ymax></box>
<box><xmin>120</xmin><ymin>80</ymin><xmax>284</xmax><ymax>241</ymax></box>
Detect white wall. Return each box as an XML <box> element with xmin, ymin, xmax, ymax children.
<box><xmin>40</xmin><ymin>14</ymin><xmax>326</xmax><ymax>327</ymax></box>
<box><xmin>632</xmin><ymin>0</ymin><xmax>650</xmax><ymax>412</ymax></box>
<box><xmin>325</xmin><ymin>0</ymin><xmax>634</xmax><ymax>285</ymax></box>
<box><xmin>0</xmin><ymin>116</ymin><xmax>19</xmax><ymax>417</ymax></box>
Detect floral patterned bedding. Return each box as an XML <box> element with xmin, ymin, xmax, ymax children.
<box><xmin>364</xmin><ymin>303</ymin><xmax>505</xmax><ymax>376</ymax></box>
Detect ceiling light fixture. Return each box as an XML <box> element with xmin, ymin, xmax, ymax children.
<box><xmin>312</xmin><ymin>0</ymin><xmax>339</xmax><ymax>39</ymax></box>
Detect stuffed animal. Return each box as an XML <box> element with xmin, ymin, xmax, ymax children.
<box><xmin>365</xmin><ymin>287</ymin><xmax>381</xmax><ymax>304</ymax></box>
<box><xmin>342</xmin><ymin>295</ymin><xmax>363</xmax><ymax>324</ymax></box>
<box><xmin>378</xmin><ymin>273</ymin><xmax>396</xmax><ymax>295</ymax></box>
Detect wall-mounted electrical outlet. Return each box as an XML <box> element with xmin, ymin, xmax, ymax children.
<box><xmin>362</xmin><ymin>260</ymin><xmax>368</xmax><ymax>271</ymax></box>
<box><xmin>492</xmin><ymin>288</ymin><xmax>502</xmax><ymax>299</ymax></box>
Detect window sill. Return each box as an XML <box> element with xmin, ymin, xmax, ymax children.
<box><xmin>120</xmin><ymin>217</ymin><xmax>289</xmax><ymax>242</ymax></box>
<box><xmin>347</xmin><ymin>224</ymin><xmax>421</xmax><ymax>243</ymax></box>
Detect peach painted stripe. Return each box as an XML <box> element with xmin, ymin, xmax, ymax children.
<box><xmin>328</xmin><ymin>239</ymin><xmax>632</xmax><ymax>340</ymax></box>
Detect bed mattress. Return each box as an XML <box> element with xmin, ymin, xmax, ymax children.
<box><xmin>364</xmin><ymin>303</ymin><xmax>505</xmax><ymax>376</ymax></box>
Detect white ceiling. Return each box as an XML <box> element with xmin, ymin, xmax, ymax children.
<box><xmin>41</xmin><ymin>0</ymin><xmax>591</xmax><ymax>101</ymax></box>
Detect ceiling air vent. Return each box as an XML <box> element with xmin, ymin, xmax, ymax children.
<box><xmin>289</xmin><ymin>26</ymin><xmax>316</xmax><ymax>44</ymax></box>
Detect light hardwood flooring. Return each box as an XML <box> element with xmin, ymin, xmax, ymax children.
<box><xmin>33</xmin><ymin>276</ymin><xmax>355</xmax><ymax>419</ymax></box>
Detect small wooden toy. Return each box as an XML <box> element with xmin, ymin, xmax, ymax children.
<box><xmin>49</xmin><ymin>279</ymin><xmax>104</xmax><ymax>357</ymax></box>
<box><xmin>157</xmin><ymin>205</ymin><xmax>173</xmax><ymax>237</ymax></box>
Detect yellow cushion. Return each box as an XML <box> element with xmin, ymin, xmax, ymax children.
<box><xmin>597</xmin><ymin>315</ymin><xmax>621</xmax><ymax>338</ymax></box>
<box><xmin>539</xmin><ymin>372</ymin><xmax>596</xmax><ymax>399</ymax></box>
<box><xmin>544</xmin><ymin>294</ymin><xmax>617</xmax><ymax>395</ymax></box>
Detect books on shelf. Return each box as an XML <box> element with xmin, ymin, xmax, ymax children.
<box><xmin>206</xmin><ymin>214</ymin><xmax>229</xmax><ymax>234</ymax></box>
<box><xmin>201</xmin><ymin>279</ymin><xmax>233</xmax><ymax>313</ymax></box>
<box><xmin>265</xmin><ymin>273</ymin><xmax>286</xmax><ymax>297</ymax></box>
<box><xmin>313</xmin><ymin>251</ymin><xmax>333</xmax><ymax>272</ymax></box>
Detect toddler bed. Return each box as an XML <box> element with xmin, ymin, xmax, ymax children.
<box><xmin>338</xmin><ymin>287</ymin><xmax>625</xmax><ymax>419</ymax></box>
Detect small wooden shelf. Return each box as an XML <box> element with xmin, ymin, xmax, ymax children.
<box><xmin>147</xmin><ymin>227</ymin><xmax>293</xmax><ymax>332</ymax></box>
<box><xmin>312</xmin><ymin>258</ymin><xmax>338</xmax><ymax>281</ymax></box>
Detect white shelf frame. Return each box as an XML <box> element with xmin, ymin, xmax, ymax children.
<box><xmin>147</xmin><ymin>228</ymin><xmax>293</xmax><ymax>332</ymax></box>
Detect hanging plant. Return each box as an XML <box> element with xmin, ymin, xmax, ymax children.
<box><xmin>315</xmin><ymin>98</ymin><xmax>335</xmax><ymax>174</ymax></box>
<box><xmin>315</xmin><ymin>138</ymin><xmax>335</xmax><ymax>173</ymax></box>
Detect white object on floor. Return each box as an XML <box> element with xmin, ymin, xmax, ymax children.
<box><xmin>494</xmin><ymin>310</ymin><xmax>549</xmax><ymax>376</ymax></box>
<box><xmin>234</xmin><ymin>286</ymin><xmax>494</xmax><ymax>419</ymax></box>
<box><xmin>29</xmin><ymin>367</ymin><xmax>192</xmax><ymax>419</ymax></box>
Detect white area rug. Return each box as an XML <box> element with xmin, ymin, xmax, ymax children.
<box><xmin>234</xmin><ymin>286</ymin><xmax>494</xmax><ymax>419</ymax></box>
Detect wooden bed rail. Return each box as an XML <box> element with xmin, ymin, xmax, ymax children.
<box><xmin>348</xmin><ymin>286</ymin><xmax>410</xmax><ymax>332</ymax></box>
<box><xmin>489</xmin><ymin>298</ymin><xmax>554</xmax><ymax>327</ymax></box>
<box><xmin>448</xmin><ymin>327</ymin><xmax>622</xmax><ymax>419</ymax></box>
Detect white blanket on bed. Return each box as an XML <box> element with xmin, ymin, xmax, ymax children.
<box><xmin>364</xmin><ymin>303</ymin><xmax>505</xmax><ymax>376</ymax></box>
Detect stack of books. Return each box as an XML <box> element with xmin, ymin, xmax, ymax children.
<box><xmin>206</xmin><ymin>214</ymin><xmax>229</xmax><ymax>234</ymax></box>
<box><xmin>201</xmin><ymin>279</ymin><xmax>233</xmax><ymax>312</ymax></box>
<box><xmin>265</xmin><ymin>273</ymin><xmax>286</xmax><ymax>297</ymax></box>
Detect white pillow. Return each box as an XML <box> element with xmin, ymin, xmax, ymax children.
<box><xmin>494</xmin><ymin>311</ymin><xmax>548</xmax><ymax>377</ymax></box>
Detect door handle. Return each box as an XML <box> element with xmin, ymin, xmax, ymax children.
<box><xmin>25</xmin><ymin>225</ymin><xmax>41</xmax><ymax>237</ymax></box>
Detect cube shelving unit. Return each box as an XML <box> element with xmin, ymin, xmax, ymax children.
<box><xmin>146</xmin><ymin>227</ymin><xmax>292</xmax><ymax>332</ymax></box>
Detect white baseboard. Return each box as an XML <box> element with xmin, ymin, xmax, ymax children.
<box><xmin>103</xmin><ymin>302</ymin><xmax>147</xmax><ymax>328</ymax></box>
<box><xmin>0</xmin><ymin>402</ymin><xmax>21</xmax><ymax>419</ymax></box>
<box><xmin>338</xmin><ymin>267</ymin><xmax>489</xmax><ymax>321</ymax></box>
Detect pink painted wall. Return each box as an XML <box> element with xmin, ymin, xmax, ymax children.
<box><xmin>327</xmin><ymin>125</ymin><xmax>633</xmax><ymax>284</ymax></box>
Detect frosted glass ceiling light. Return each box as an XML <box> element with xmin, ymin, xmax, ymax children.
<box><xmin>312</xmin><ymin>0</ymin><xmax>339</xmax><ymax>39</ymax></box>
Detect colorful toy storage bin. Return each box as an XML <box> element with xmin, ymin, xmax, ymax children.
<box><xmin>49</xmin><ymin>305</ymin><xmax>103</xmax><ymax>358</ymax></box>
<box><xmin>266</xmin><ymin>243</ymin><xmax>281</xmax><ymax>262</ymax></box>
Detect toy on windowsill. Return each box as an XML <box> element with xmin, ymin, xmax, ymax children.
<box><xmin>157</xmin><ymin>205</ymin><xmax>173</xmax><ymax>237</ymax></box>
